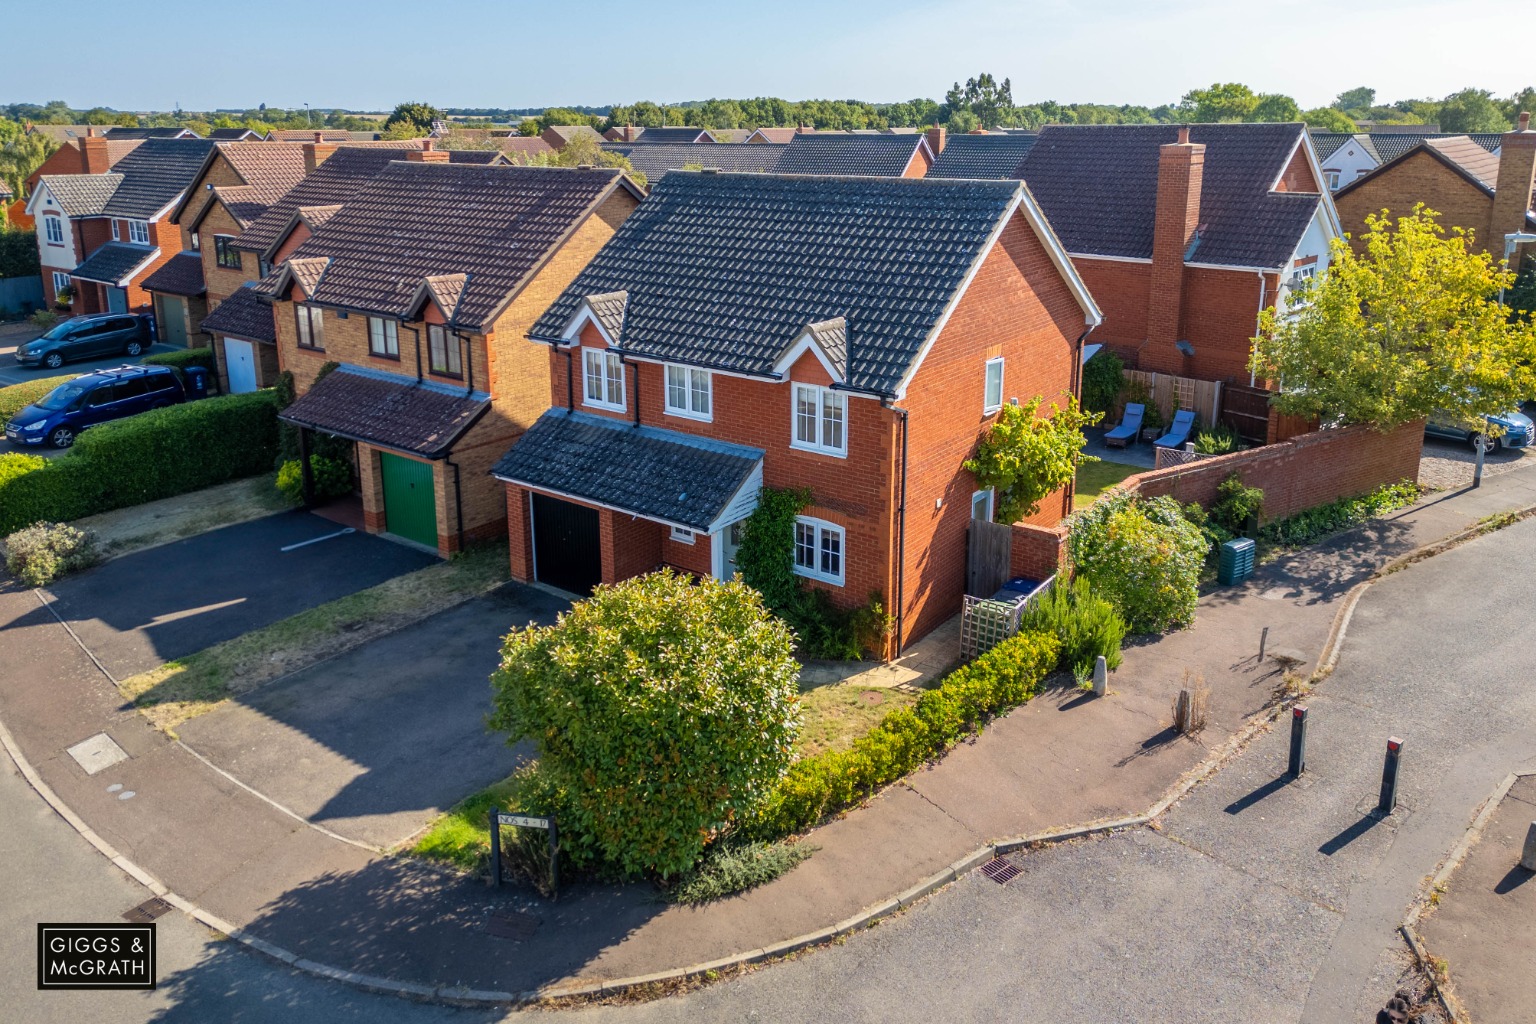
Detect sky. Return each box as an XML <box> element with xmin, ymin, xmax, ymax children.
<box><xmin>0</xmin><ymin>0</ymin><xmax>1525</xmax><ymax>113</ymax></box>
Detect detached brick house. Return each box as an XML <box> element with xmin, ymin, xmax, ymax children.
<box><xmin>1017</xmin><ymin>123</ymin><xmax>1341</xmax><ymax>388</ymax></box>
<box><xmin>494</xmin><ymin>171</ymin><xmax>1101</xmax><ymax>652</ymax></box>
<box><xmin>1333</xmin><ymin>114</ymin><xmax>1536</xmax><ymax>264</ymax></box>
<box><xmin>26</xmin><ymin>137</ymin><xmax>215</xmax><ymax>313</ymax></box>
<box><xmin>263</xmin><ymin>160</ymin><xmax>643</xmax><ymax>557</ymax></box>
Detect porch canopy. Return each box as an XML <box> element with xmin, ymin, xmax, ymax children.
<box><xmin>492</xmin><ymin>409</ymin><xmax>764</xmax><ymax>533</ymax></box>
<box><xmin>280</xmin><ymin>364</ymin><xmax>489</xmax><ymax>458</ymax></box>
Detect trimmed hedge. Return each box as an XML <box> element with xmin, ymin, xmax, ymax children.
<box><xmin>0</xmin><ymin>391</ymin><xmax>280</xmax><ymax>534</ymax></box>
<box><xmin>142</xmin><ymin>347</ymin><xmax>216</xmax><ymax>381</ymax></box>
<box><xmin>0</xmin><ymin>374</ymin><xmax>78</xmax><ymax>422</ymax></box>
<box><xmin>743</xmin><ymin>629</ymin><xmax>1059</xmax><ymax>840</ymax></box>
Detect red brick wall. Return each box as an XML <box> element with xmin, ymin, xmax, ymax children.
<box><xmin>506</xmin><ymin>486</ymin><xmax>534</xmax><ymax>581</ymax></box>
<box><xmin>602</xmin><ymin>510</ymin><xmax>663</xmax><ymax>583</ymax></box>
<box><xmin>1010</xmin><ymin>522</ymin><xmax>1069</xmax><ymax>582</ymax></box>
<box><xmin>1275</xmin><ymin>146</ymin><xmax>1319</xmax><ymax>193</ymax></box>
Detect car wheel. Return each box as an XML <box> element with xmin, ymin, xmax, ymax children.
<box><xmin>43</xmin><ymin>352</ymin><xmax>64</xmax><ymax>370</ymax></box>
<box><xmin>48</xmin><ymin>426</ymin><xmax>74</xmax><ymax>449</ymax></box>
<box><xmin>1475</xmin><ymin>433</ymin><xmax>1502</xmax><ymax>454</ymax></box>
<box><xmin>125</xmin><ymin>340</ymin><xmax>144</xmax><ymax>357</ymax></box>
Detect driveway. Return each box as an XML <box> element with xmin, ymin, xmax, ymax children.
<box><xmin>38</xmin><ymin>511</ymin><xmax>435</xmax><ymax>679</ymax></box>
<box><xmin>176</xmin><ymin>584</ymin><xmax>568</xmax><ymax>848</ymax></box>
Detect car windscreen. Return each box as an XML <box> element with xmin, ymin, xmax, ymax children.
<box><xmin>36</xmin><ymin>383</ymin><xmax>86</xmax><ymax>410</ymax></box>
<box><xmin>41</xmin><ymin>321</ymin><xmax>77</xmax><ymax>341</ymax></box>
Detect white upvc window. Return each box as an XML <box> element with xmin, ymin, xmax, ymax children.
<box><xmin>582</xmin><ymin>348</ymin><xmax>625</xmax><ymax>410</ymax></box>
<box><xmin>793</xmin><ymin>516</ymin><xmax>845</xmax><ymax>585</ymax></box>
<box><xmin>44</xmin><ymin>217</ymin><xmax>64</xmax><ymax>245</ymax></box>
<box><xmin>971</xmin><ymin>489</ymin><xmax>994</xmax><ymax>522</ymax></box>
<box><xmin>368</xmin><ymin>317</ymin><xmax>399</xmax><ymax>358</ymax></box>
<box><xmin>111</xmin><ymin>220</ymin><xmax>120</xmax><ymax>241</ymax></box>
<box><xmin>670</xmin><ymin>525</ymin><xmax>695</xmax><ymax>544</ymax></box>
<box><xmin>51</xmin><ymin>271</ymin><xmax>70</xmax><ymax>293</ymax></box>
<box><xmin>664</xmin><ymin>363</ymin><xmax>712</xmax><ymax>420</ymax></box>
<box><xmin>129</xmin><ymin>220</ymin><xmax>150</xmax><ymax>245</ymax></box>
<box><xmin>791</xmin><ymin>383</ymin><xmax>846</xmax><ymax>456</ymax></box>
<box><xmin>984</xmin><ymin>356</ymin><xmax>1004</xmax><ymax>413</ymax></box>
<box><xmin>1324</xmin><ymin>170</ymin><xmax>1341</xmax><ymax>190</ymax></box>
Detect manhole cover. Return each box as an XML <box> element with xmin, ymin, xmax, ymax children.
<box><xmin>66</xmin><ymin>733</ymin><xmax>129</xmax><ymax>776</ymax></box>
<box><xmin>122</xmin><ymin>897</ymin><xmax>173</xmax><ymax>923</ymax></box>
<box><xmin>485</xmin><ymin>912</ymin><xmax>540</xmax><ymax>941</ymax></box>
<box><xmin>980</xmin><ymin>857</ymin><xmax>1020</xmax><ymax>885</ymax></box>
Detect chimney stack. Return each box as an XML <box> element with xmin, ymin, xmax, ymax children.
<box><xmin>926</xmin><ymin>124</ymin><xmax>946</xmax><ymax>155</ymax></box>
<box><xmin>624</xmin><ymin>124</ymin><xmax>636</xmax><ymax>142</ymax></box>
<box><xmin>1145</xmin><ymin>127</ymin><xmax>1206</xmax><ymax>373</ymax></box>
<box><xmin>303</xmin><ymin>141</ymin><xmax>339</xmax><ymax>174</ymax></box>
<box><xmin>1491</xmin><ymin>111</ymin><xmax>1536</xmax><ymax>261</ymax></box>
<box><xmin>407</xmin><ymin>140</ymin><xmax>450</xmax><ymax>163</ymax></box>
<box><xmin>80</xmin><ymin>134</ymin><xmax>111</xmax><ymax>175</ymax></box>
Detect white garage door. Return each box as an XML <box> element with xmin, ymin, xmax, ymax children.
<box><xmin>223</xmin><ymin>338</ymin><xmax>257</xmax><ymax>394</ymax></box>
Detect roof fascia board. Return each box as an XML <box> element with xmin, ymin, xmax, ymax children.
<box><xmin>1068</xmin><ymin>251</ymin><xmax>1153</xmax><ymax>264</ymax></box>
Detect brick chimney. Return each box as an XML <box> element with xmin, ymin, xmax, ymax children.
<box><xmin>406</xmin><ymin>139</ymin><xmax>449</xmax><ymax>163</ymax></box>
<box><xmin>303</xmin><ymin>140</ymin><xmax>339</xmax><ymax>174</ymax></box>
<box><xmin>1490</xmin><ymin>112</ymin><xmax>1536</xmax><ymax>260</ymax></box>
<box><xmin>926</xmin><ymin>124</ymin><xmax>947</xmax><ymax>155</ymax></box>
<box><xmin>80</xmin><ymin>133</ymin><xmax>111</xmax><ymax>174</ymax></box>
<box><xmin>623</xmin><ymin>124</ymin><xmax>637</xmax><ymax>142</ymax></box>
<box><xmin>1145</xmin><ymin>126</ymin><xmax>1206</xmax><ymax>373</ymax></box>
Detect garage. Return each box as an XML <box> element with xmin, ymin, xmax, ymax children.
<box><xmin>531</xmin><ymin>493</ymin><xmax>601</xmax><ymax>595</ymax></box>
<box><xmin>223</xmin><ymin>337</ymin><xmax>258</xmax><ymax>393</ymax></box>
<box><xmin>380</xmin><ymin>452</ymin><xmax>438</xmax><ymax>549</ymax></box>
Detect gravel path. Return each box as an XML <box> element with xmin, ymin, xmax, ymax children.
<box><xmin>1418</xmin><ymin>436</ymin><xmax>1536</xmax><ymax>490</ymax></box>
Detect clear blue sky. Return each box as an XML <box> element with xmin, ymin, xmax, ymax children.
<box><xmin>1</xmin><ymin>0</ymin><xmax>1525</xmax><ymax>112</ymax></box>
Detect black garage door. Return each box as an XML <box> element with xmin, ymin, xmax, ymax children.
<box><xmin>532</xmin><ymin>494</ymin><xmax>602</xmax><ymax>595</ymax></box>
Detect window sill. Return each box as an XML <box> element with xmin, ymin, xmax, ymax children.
<box><xmin>793</xmin><ymin>566</ymin><xmax>845</xmax><ymax>587</ymax></box>
<box><xmin>583</xmin><ymin>398</ymin><xmax>626</xmax><ymax>413</ymax></box>
<box><xmin>789</xmin><ymin>441</ymin><xmax>848</xmax><ymax>459</ymax></box>
<box><xmin>664</xmin><ymin>406</ymin><xmax>712</xmax><ymax>423</ymax></box>
<box><xmin>983</xmin><ymin>404</ymin><xmax>1002</xmax><ymax>416</ymax></box>
<box><xmin>369</xmin><ymin>351</ymin><xmax>401</xmax><ymax>362</ymax></box>
<box><xmin>296</xmin><ymin>344</ymin><xmax>325</xmax><ymax>353</ymax></box>
<box><xmin>429</xmin><ymin>369</ymin><xmax>464</xmax><ymax>382</ymax></box>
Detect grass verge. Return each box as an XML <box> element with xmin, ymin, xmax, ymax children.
<box><xmin>120</xmin><ymin>540</ymin><xmax>510</xmax><ymax>731</ymax></box>
<box><xmin>1075</xmin><ymin>459</ymin><xmax>1142</xmax><ymax>509</ymax></box>
<box><xmin>74</xmin><ymin>473</ymin><xmax>289</xmax><ymax>560</ymax></box>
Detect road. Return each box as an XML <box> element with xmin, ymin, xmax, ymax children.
<box><xmin>2</xmin><ymin>504</ymin><xmax>1534</xmax><ymax>1021</ymax></box>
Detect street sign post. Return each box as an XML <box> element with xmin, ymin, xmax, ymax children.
<box><xmin>488</xmin><ymin>808</ymin><xmax>558</xmax><ymax>898</ymax></box>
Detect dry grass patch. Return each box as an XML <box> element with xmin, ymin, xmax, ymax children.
<box><xmin>795</xmin><ymin>682</ymin><xmax>921</xmax><ymax>758</ymax></box>
<box><xmin>120</xmin><ymin>540</ymin><xmax>510</xmax><ymax>731</ymax></box>
<box><xmin>74</xmin><ymin>474</ymin><xmax>289</xmax><ymax>559</ymax></box>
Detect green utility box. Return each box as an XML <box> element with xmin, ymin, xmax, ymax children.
<box><xmin>1218</xmin><ymin>538</ymin><xmax>1256</xmax><ymax>585</ymax></box>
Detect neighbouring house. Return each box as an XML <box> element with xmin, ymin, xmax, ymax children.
<box><xmin>1309</xmin><ymin>132</ymin><xmax>1380</xmax><ymax>190</ymax></box>
<box><xmin>23</xmin><ymin>124</ymin><xmax>98</xmax><ymax>146</ymax></box>
<box><xmin>263</xmin><ymin>160</ymin><xmax>645</xmax><ymax>557</ymax></box>
<box><xmin>494</xmin><ymin>171</ymin><xmax>1102</xmax><ymax>654</ymax></box>
<box><xmin>1017</xmin><ymin>123</ymin><xmax>1340</xmax><ymax>392</ymax></box>
<box><xmin>494</xmin><ymin>136</ymin><xmax>556</xmax><ymax>161</ymax></box>
<box><xmin>926</xmin><ymin>129</ymin><xmax>1039</xmax><ymax>179</ymax></box>
<box><xmin>600</xmin><ymin>142</ymin><xmax>787</xmax><ymax>184</ymax></box>
<box><xmin>265</xmin><ymin>129</ymin><xmax>383</xmax><ymax>142</ymax></box>
<box><xmin>602</xmin><ymin>126</ymin><xmax>717</xmax><ymax>144</ymax></box>
<box><xmin>1366</xmin><ymin>131</ymin><xmax>1502</xmax><ymax>164</ymax></box>
<box><xmin>103</xmin><ymin>127</ymin><xmax>200</xmax><ymax>140</ymax></box>
<box><xmin>25</xmin><ymin>137</ymin><xmax>216</xmax><ymax>314</ymax></box>
<box><xmin>1333</xmin><ymin>114</ymin><xmax>1536</xmax><ymax>263</ymax></box>
<box><xmin>745</xmin><ymin>126</ymin><xmax>816</xmax><ymax>144</ymax></box>
<box><xmin>207</xmin><ymin>128</ymin><xmax>264</xmax><ymax>141</ymax></box>
<box><xmin>771</xmin><ymin>131</ymin><xmax>939</xmax><ymax>178</ymax></box>
<box><xmin>0</xmin><ymin>180</ymin><xmax>10</xmax><ymax>226</ymax></box>
<box><xmin>23</xmin><ymin>129</ymin><xmax>142</xmax><ymax>196</ymax></box>
<box><xmin>540</xmin><ymin>125</ymin><xmax>604</xmax><ymax>151</ymax></box>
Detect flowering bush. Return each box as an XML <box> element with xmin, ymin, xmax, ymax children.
<box><xmin>4</xmin><ymin>521</ymin><xmax>98</xmax><ymax>587</ymax></box>
<box><xmin>1068</xmin><ymin>492</ymin><xmax>1207</xmax><ymax>633</ymax></box>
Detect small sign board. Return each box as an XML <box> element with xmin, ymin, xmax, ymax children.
<box><xmin>489</xmin><ymin>807</ymin><xmax>559</xmax><ymax>898</ymax></box>
<box><xmin>497</xmin><ymin>813</ymin><xmax>551</xmax><ymax>830</ymax></box>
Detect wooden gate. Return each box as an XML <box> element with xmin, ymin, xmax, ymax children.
<box><xmin>1220</xmin><ymin>384</ymin><xmax>1272</xmax><ymax>445</ymax></box>
<box><xmin>967</xmin><ymin>518</ymin><xmax>1013</xmax><ymax>597</ymax></box>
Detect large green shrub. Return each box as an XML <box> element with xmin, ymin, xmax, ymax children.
<box><xmin>1208</xmin><ymin>474</ymin><xmax>1264</xmax><ymax>536</ymax></box>
<box><xmin>1192</xmin><ymin>424</ymin><xmax>1242</xmax><ymax>455</ymax></box>
<box><xmin>744</xmin><ymin>629</ymin><xmax>1058</xmax><ymax>840</ymax></box>
<box><xmin>488</xmin><ymin>570</ymin><xmax>802</xmax><ymax>879</ymax></box>
<box><xmin>0</xmin><ymin>374</ymin><xmax>78</xmax><ymax>422</ymax></box>
<box><xmin>275</xmin><ymin>456</ymin><xmax>352</xmax><ymax>504</ymax></box>
<box><xmin>0</xmin><ymin>391</ymin><xmax>281</xmax><ymax>534</ymax></box>
<box><xmin>4</xmin><ymin>521</ymin><xmax>98</xmax><ymax>587</ymax></box>
<box><xmin>1080</xmin><ymin>350</ymin><xmax>1125</xmax><ymax>413</ymax></box>
<box><xmin>0</xmin><ymin>228</ymin><xmax>40</xmax><ymax>279</ymax></box>
<box><xmin>1019</xmin><ymin>575</ymin><xmax>1127</xmax><ymax>680</ymax></box>
<box><xmin>1068</xmin><ymin>491</ymin><xmax>1207</xmax><ymax>634</ymax></box>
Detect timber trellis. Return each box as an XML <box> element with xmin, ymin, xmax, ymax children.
<box><xmin>1123</xmin><ymin>370</ymin><xmax>1221</xmax><ymax>430</ymax></box>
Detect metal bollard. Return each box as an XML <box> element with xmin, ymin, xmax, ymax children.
<box><xmin>1522</xmin><ymin>822</ymin><xmax>1536</xmax><ymax>872</ymax></box>
<box><xmin>1259</xmin><ymin>626</ymin><xmax>1269</xmax><ymax>662</ymax></box>
<box><xmin>1092</xmin><ymin>655</ymin><xmax>1108</xmax><ymax>697</ymax></box>
<box><xmin>1288</xmin><ymin>705</ymin><xmax>1307</xmax><ymax>777</ymax></box>
<box><xmin>1378</xmin><ymin>737</ymin><xmax>1403</xmax><ymax>814</ymax></box>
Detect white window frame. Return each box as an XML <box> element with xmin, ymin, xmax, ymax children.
<box><xmin>664</xmin><ymin>363</ymin><xmax>712</xmax><ymax>421</ymax></box>
<box><xmin>1323</xmin><ymin>170</ymin><xmax>1341</xmax><ymax>190</ymax></box>
<box><xmin>793</xmin><ymin>516</ymin><xmax>845</xmax><ymax>586</ymax></box>
<box><xmin>790</xmin><ymin>383</ymin><xmax>847</xmax><ymax>457</ymax></box>
<box><xmin>971</xmin><ymin>489</ymin><xmax>994</xmax><ymax>522</ymax></box>
<box><xmin>367</xmin><ymin>316</ymin><xmax>399</xmax><ymax>358</ymax></box>
<box><xmin>983</xmin><ymin>356</ymin><xmax>1004</xmax><ymax>414</ymax></box>
<box><xmin>189</xmin><ymin>230</ymin><xmax>200</xmax><ymax>251</ymax></box>
<box><xmin>44</xmin><ymin>217</ymin><xmax>64</xmax><ymax>245</ymax></box>
<box><xmin>51</xmin><ymin>271</ymin><xmax>70</xmax><ymax>294</ymax></box>
<box><xmin>670</xmin><ymin>525</ymin><xmax>695</xmax><ymax>544</ymax></box>
<box><xmin>128</xmin><ymin>220</ymin><xmax>150</xmax><ymax>245</ymax></box>
<box><xmin>110</xmin><ymin>220</ymin><xmax>120</xmax><ymax>241</ymax></box>
<box><xmin>582</xmin><ymin>347</ymin><xmax>625</xmax><ymax>411</ymax></box>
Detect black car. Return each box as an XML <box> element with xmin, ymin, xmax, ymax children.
<box><xmin>15</xmin><ymin>314</ymin><xmax>153</xmax><ymax>370</ymax></box>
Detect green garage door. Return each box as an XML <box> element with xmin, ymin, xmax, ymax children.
<box><xmin>379</xmin><ymin>452</ymin><xmax>438</xmax><ymax>549</ymax></box>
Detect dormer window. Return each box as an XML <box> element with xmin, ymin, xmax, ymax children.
<box><xmin>791</xmin><ymin>383</ymin><xmax>846</xmax><ymax>456</ymax></box>
<box><xmin>428</xmin><ymin>324</ymin><xmax>461</xmax><ymax>377</ymax></box>
<box><xmin>583</xmin><ymin>348</ymin><xmax>625</xmax><ymax>411</ymax></box>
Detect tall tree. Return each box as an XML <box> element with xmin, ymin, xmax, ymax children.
<box><xmin>1333</xmin><ymin>87</ymin><xmax>1376</xmax><ymax>112</ymax></box>
<box><xmin>1437</xmin><ymin>88</ymin><xmax>1510</xmax><ymax>133</ymax></box>
<box><xmin>946</xmin><ymin>73</ymin><xmax>1014</xmax><ymax>129</ymax></box>
<box><xmin>0</xmin><ymin>131</ymin><xmax>59</xmax><ymax>200</ymax></box>
<box><xmin>1182</xmin><ymin>82</ymin><xmax>1258</xmax><ymax>122</ymax></box>
<box><xmin>383</xmin><ymin>101</ymin><xmax>443</xmax><ymax>136</ymax></box>
<box><xmin>1502</xmin><ymin>86</ymin><xmax>1536</xmax><ymax>123</ymax></box>
<box><xmin>1251</xmin><ymin>93</ymin><xmax>1301</xmax><ymax>122</ymax></box>
<box><xmin>1302</xmin><ymin>107</ymin><xmax>1358</xmax><ymax>133</ymax></box>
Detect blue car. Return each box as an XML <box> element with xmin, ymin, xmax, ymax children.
<box><xmin>6</xmin><ymin>364</ymin><xmax>184</xmax><ymax>449</ymax></box>
<box><xmin>1424</xmin><ymin>408</ymin><xmax>1534</xmax><ymax>453</ymax></box>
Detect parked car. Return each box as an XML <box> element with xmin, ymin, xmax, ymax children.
<box><xmin>5</xmin><ymin>365</ymin><xmax>184</xmax><ymax>449</ymax></box>
<box><xmin>1424</xmin><ymin>408</ymin><xmax>1534</xmax><ymax>453</ymax></box>
<box><xmin>14</xmin><ymin>314</ymin><xmax>152</xmax><ymax>370</ymax></box>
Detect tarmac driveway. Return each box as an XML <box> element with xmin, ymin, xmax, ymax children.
<box><xmin>40</xmin><ymin>510</ymin><xmax>434</xmax><ymax>679</ymax></box>
<box><xmin>175</xmin><ymin>584</ymin><xmax>568</xmax><ymax>849</ymax></box>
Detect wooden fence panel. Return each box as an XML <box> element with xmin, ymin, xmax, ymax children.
<box><xmin>1123</xmin><ymin>370</ymin><xmax>1222</xmax><ymax>428</ymax></box>
<box><xmin>967</xmin><ymin>519</ymin><xmax>1013</xmax><ymax>598</ymax></box>
<box><xmin>1220</xmin><ymin>384</ymin><xmax>1272</xmax><ymax>445</ymax></box>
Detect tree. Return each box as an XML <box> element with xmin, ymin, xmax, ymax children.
<box><xmin>1333</xmin><ymin>87</ymin><xmax>1376</xmax><ymax>113</ymax></box>
<box><xmin>383</xmin><ymin>101</ymin><xmax>442</xmax><ymax>136</ymax></box>
<box><xmin>945</xmin><ymin>109</ymin><xmax>980</xmax><ymax>134</ymax></box>
<box><xmin>1250</xmin><ymin>206</ymin><xmax>1536</xmax><ymax>431</ymax></box>
<box><xmin>0</xmin><ymin>131</ymin><xmax>58</xmax><ymax>200</ymax></box>
<box><xmin>1302</xmin><ymin>107</ymin><xmax>1358</xmax><ymax>133</ymax></box>
<box><xmin>945</xmin><ymin>73</ymin><xmax>1014</xmax><ymax>130</ymax></box>
<box><xmin>963</xmin><ymin>395</ymin><xmax>1101</xmax><ymax>524</ymax></box>
<box><xmin>488</xmin><ymin>570</ymin><xmax>801</xmax><ymax>878</ymax></box>
<box><xmin>1182</xmin><ymin>82</ymin><xmax>1258</xmax><ymax>122</ymax></box>
<box><xmin>1507</xmin><ymin>254</ymin><xmax>1536</xmax><ymax>324</ymax></box>
<box><xmin>1251</xmin><ymin>93</ymin><xmax>1300</xmax><ymax>122</ymax></box>
<box><xmin>1502</xmin><ymin>87</ymin><xmax>1536</xmax><ymax>124</ymax></box>
<box><xmin>1438</xmin><ymin>88</ymin><xmax>1509</xmax><ymax>133</ymax></box>
<box><xmin>509</xmin><ymin>131</ymin><xmax>647</xmax><ymax>188</ymax></box>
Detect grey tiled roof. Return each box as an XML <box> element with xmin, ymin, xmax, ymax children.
<box><xmin>772</xmin><ymin>134</ymin><xmax>927</xmax><ymax>177</ymax></box>
<box><xmin>1019</xmin><ymin>123</ymin><xmax>1320</xmax><ymax>269</ymax></box>
<box><xmin>208</xmin><ymin>128</ymin><xmax>262</xmax><ymax>140</ymax></box>
<box><xmin>805</xmin><ymin>317</ymin><xmax>847</xmax><ymax>377</ymax></box>
<box><xmin>1308</xmin><ymin>132</ymin><xmax>1354</xmax><ymax>162</ymax></box>
<box><xmin>529</xmin><ymin>172</ymin><xmax>1023</xmax><ymax>395</ymax></box>
<box><xmin>1367</xmin><ymin>132</ymin><xmax>1503</xmax><ymax>164</ymax></box>
<box><xmin>602</xmin><ymin>142</ymin><xmax>786</xmax><ymax>182</ymax></box>
<box><xmin>103</xmin><ymin>127</ymin><xmax>199</xmax><ymax>139</ymax></box>
<box><xmin>587</xmin><ymin>290</ymin><xmax>627</xmax><ymax>337</ymax></box>
<box><xmin>492</xmin><ymin>409</ymin><xmax>764</xmax><ymax>532</ymax></box>
<box><xmin>625</xmin><ymin>126</ymin><xmax>713</xmax><ymax>144</ymax></box>
<box><xmin>99</xmin><ymin>138</ymin><xmax>218</xmax><ymax>218</ymax></box>
<box><xmin>38</xmin><ymin>173</ymin><xmax>123</xmax><ymax>216</ymax></box>
<box><xmin>928</xmin><ymin>134</ymin><xmax>1038</xmax><ymax>179</ymax></box>
<box><xmin>200</xmin><ymin>285</ymin><xmax>275</xmax><ymax>343</ymax></box>
<box><xmin>71</xmin><ymin>242</ymin><xmax>157</xmax><ymax>285</ymax></box>
<box><xmin>141</xmin><ymin>251</ymin><xmax>205</xmax><ymax>296</ymax></box>
<box><xmin>280</xmin><ymin>364</ymin><xmax>489</xmax><ymax>457</ymax></box>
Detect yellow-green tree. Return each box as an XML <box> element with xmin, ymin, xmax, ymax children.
<box><xmin>1251</xmin><ymin>206</ymin><xmax>1536</xmax><ymax>429</ymax></box>
<box><xmin>964</xmin><ymin>395</ymin><xmax>1100</xmax><ymax>523</ymax></box>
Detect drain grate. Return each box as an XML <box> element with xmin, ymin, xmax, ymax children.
<box><xmin>122</xmin><ymin>897</ymin><xmax>174</xmax><ymax>923</ymax></box>
<box><xmin>485</xmin><ymin>912</ymin><xmax>541</xmax><ymax>941</ymax></box>
<box><xmin>980</xmin><ymin>857</ymin><xmax>1020</xmax><ymax>885</ymax></box>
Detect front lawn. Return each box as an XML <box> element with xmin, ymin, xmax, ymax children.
<box><xmin>795</xmin><ymin>682</ymin><xmax>921</xmax><ymax>758</ymax></box>
<box><xmin>1074</xmin><ymin>459</ymin><xmax>1142</xmax><ymax>509</ymax></box>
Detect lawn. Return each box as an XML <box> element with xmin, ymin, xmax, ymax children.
<box><xmin>1074</xmin><ymin>459</ymin><xmax>1143</xmax><ymax>509</ymax></box>
<box><xmin>74</xmin><ymin>473</ymin><xmax>289</xmax><ymax>560</ymax></box>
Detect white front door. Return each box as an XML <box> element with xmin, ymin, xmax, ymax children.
<box><xmin>716</xmin><ymin>519</ymin><xmax>748</xmax><ymax>580</ymax></box>
<box><xmin>223</xmin><ymin>337</ymin><xmax>257</xmax><ymax>393</ymax></box>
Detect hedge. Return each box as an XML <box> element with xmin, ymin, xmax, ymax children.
<box><xmin>142</xmin><ymin>347</ymin><xmax>216</xmax><ymax>381</ymax></box>
<box><xmin>0</xmin><ymin>374</ymin><xmax>77</xmax><ymax>422</ymax></box>
<box><xmin>743</xmin><ymin>628</ymin><xmax>1059</xmax><ymax>840</ymax></box>
<box><xmin>0</xmin><ymin>391</ymin><xmax>280</xmax><ymax>534</ymax></box>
